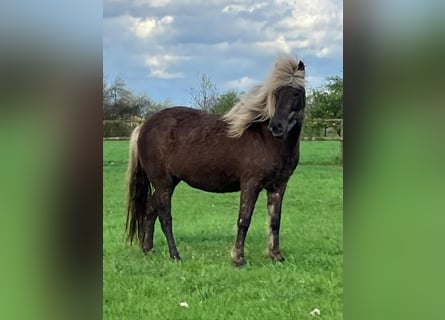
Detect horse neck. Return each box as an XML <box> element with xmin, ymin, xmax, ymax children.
<box><xmin>286</xmin><ymin>120</ymin><xmax>303</xmax><ymax>148</ymax></box>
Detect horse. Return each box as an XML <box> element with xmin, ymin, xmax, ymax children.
<box><xmin>126</xmin><ymin>56</ymin><xmax>306</xmax><ymax>266</ymax></box>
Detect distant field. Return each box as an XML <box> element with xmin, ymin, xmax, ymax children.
<box><xmin>103</xmin><ymin>141</ymin><xmax>343</xmax><ymax>320</ymax></box>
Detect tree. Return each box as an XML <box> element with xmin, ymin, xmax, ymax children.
<box><xmin>306</xmin><ymin>76</ymin><xmax>343</xmax><ymax>119</ymax></box>
<box><xmin>103</xmin><ymin>76</ymin><xmax>169</xmax><ymax>120</ymax></box>
<box><xmin>144</xmin><ymin>98</ymin><xmax>172</xmax><ymax>118</ymax></box>
<box><xmin>211</xmin><ymin>89</ymin><xmax>240</xmax><ymax>114</ymax></box>
<box><xmin>103</xmin><ymin>77</ymin><xmax>143</xmax><ymax>120</ymax></box>
<box><xmin>189</xmin><ymin>73</ymin><xmax>219</xmax><ymax>112</ymax></box>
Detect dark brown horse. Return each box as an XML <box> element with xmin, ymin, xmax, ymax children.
<box><xmin>126</xmin><ymin>56</ymin><xmax>306</xmax><ymax>266</ymax></box>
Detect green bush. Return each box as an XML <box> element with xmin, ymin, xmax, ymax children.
<box><xmin>103</xmin><ymin>121</ymin><xmax>142</xmax><ymax>138</ymax></box>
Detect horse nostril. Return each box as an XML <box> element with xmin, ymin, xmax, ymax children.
<box><xmin>269</xmin><ymin>122</ymin><xmax>285</xmax><ymax>137</ymax></box>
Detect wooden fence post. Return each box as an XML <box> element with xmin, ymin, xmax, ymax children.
<box><xmin>339</xmin><ymin>119</ymin><xmax>343</xmax><ymax>164</ymax></box>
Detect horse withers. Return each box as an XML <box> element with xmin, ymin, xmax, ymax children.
<box><xmin>126</xmin><ymin>56</ymin><xmax>306</xmax><ymax>266</ymax></box>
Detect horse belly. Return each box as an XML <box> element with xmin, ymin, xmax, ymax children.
<box><xmin>181</xmin><ymin>167</ymin><xmax>240</xmax><ymax>193</ymax></box>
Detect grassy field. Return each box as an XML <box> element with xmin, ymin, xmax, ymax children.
<box><xmin>103</xmin><ymin>141</ymin><xmax>343</xmax><ymax>320</ymax></box>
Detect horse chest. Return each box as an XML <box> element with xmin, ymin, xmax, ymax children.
<box><xmin>278</xmin><ymin>155</ymin><xmax>298</xmax><ymax>179</ymax></box>
<box><xmin>260</xmin><ymin>151</ymin><xmax>299</xmax><ymax>189</ymax></box>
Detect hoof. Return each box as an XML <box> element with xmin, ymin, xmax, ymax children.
<box><xmin>142</xmin><ymin>245</ymin><xmax>153</xmax><ymax>254</ymax></box>
<box><xmin>232</xmin><ymin>257</ymin><xmax>246</xmax><ymax>267</ymax></box>
<box><xmin>170</xmin><ymin>254</ymin><xmax>182</xmax><ymax>261</ymax></box>
<box><xmin>230</xmin><ymin>248</ymin><xmax>246</xmax><ymax>267</ymax></box>
<box><xmin>269</xmin><ymin>251</ymin><xmax>285</xmax><ymax>262</ymax></box>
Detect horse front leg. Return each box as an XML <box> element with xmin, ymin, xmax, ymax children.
<box><xmin>266</xmin><ymin>186</ymin><xmax>286</xmax><ymax>262</ymax></box>
<box><xmin>231</xmin><ymin>183</ymin><xmax>260</xmax><ymax>266</ymax></box>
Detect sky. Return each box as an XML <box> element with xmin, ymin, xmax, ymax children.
<box><xmin>103</xmin><ymin>0</ymin><xmax>343</xmax><ymax>106</ymax></box>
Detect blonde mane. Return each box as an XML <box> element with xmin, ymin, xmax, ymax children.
<box><xmin>222</xmin><ymin>55</ymin><xmax>305</xmax><ymax>138</ymax></box>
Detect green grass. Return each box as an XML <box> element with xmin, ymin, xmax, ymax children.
<box><xmin>103</xmin><ymin>141</ymin><xmax>343</xmax><ymax>320</ymax></box>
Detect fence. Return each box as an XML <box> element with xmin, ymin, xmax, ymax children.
<box><xmin>302</xmin><ymin>119</ymin><xmax>343</xmax><ymax>162</ymax></box>
<box><xmin>103</xmin><ymin>118</ymin><xmax>343</xmax><ymax>161</ymax></box>
<box><xmin>103</xmin><ymin>120</ymin><xmax>143</xmax><ymax>139</ymax></box>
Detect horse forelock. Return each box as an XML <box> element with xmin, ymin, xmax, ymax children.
<box><xmin>223</xmin><ymin>55</ymin><xmax>305</xmax><ymax>137</ymax></box>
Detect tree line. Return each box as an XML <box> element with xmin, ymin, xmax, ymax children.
<box><xmin>103</xmin><ymin>74</ymin><xmax>342</xmax><ymax>121</ymax></box>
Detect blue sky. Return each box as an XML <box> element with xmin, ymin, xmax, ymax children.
<box><xmin>103</xmin><ymin>0</ymin><xmax>343</xmax><ymax>106</ymax></box>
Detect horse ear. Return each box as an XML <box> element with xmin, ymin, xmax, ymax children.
<box><xmin>297</xmin><ymin>60</ymin><xmax>305</xmax><ymax>71</ymax></box>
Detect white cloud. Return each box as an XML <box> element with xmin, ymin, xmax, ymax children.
<box><xmin>316</xmin><ymin>47</ymin><xmax>330</xmax><ymax>58</ymax></box>
<box><xmin>252</xmin><ymin>35</ymin><xmax>292</xmax><ymax>55</ymax></box>
<box><xmin>222</xmin><ymin>2</ymin><xmax>268</xmax><ymax>14</ymax></box>
<box><xmin>129</xmin><ymin>15</ymin><xmax>174</xmax><ymax>38</ymax></box>
<box><xmin>144</xmin><ymin>54</ymin><xmax>190</xmax><ymax>79</ymax></box>
<box><xmin>226</xmin><ymin>76</ymin><xmax>258</xmax><ymax>90</ymax></box>
<box><xmin>130</xmin><ymin>18</ymin><xmax>157</xmax><ymax>38</ymax></box>
<box><xmin>133</xmin><ymin>0</ymin><xmax>171</xmax><ymax>7</ymax></box>
<box><xmin>149</xmin><ymin>69</ymin><xmax>184</xmax><ymax>79</ymax></box>
<box><xmin>274</xmin><ymin>0</ymin><xmax>343</xmax><ymax>58</ymax></box>
<box><xmin>160</xmin><ymin>16</ymin><xmax>174</xmax><ymax>24</ymax></box>
<box><xmin>145</xmin><ymin>54</ymin><xmax>190</xmax><ymax>67</ymax></box>
<box><xmin>279</xmin><ymin>15</ymin><xmax>317</xmax><ymax>29</ymax></box>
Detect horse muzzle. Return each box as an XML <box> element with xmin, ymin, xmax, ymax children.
<box><xmin>269</xmin><ymin>120</ymin><xmax>286</xmax><ymax>138</ymax></box>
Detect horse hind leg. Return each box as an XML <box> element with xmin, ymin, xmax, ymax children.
<box><xmin>154</xmin><ymin>183</ymin><xmax>181</xmax><ymax>260</ymax></box>
<box><xmin>141</xmin><ymin>196</ymin><xmax>158</xmax><ymax>254</ymax></box>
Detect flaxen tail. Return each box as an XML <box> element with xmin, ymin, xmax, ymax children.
<box><xmin>126</xmin><ymin>124</ymin><xmax>151</xmax><ymax>244</ymax></box>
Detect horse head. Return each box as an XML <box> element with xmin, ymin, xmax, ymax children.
<box><xmin>268</xmin><ymin>61</ymin><xmax>306</xmax><ymax>138</ymax></box>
